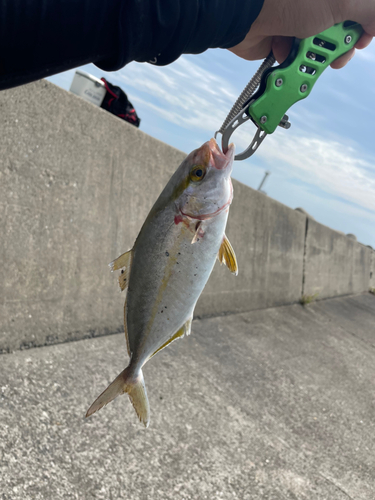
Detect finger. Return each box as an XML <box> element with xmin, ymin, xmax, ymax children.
<box><xmin>330</xmin><ymin>48</ymin><xmax>355</xmax><ymax>69</ymax></box>
<box><xmin>355</xmin><ymin>32</ymin><xmax>373</xmax><ymax>50</ymax></box>
<box><xmin>272</xmin><ymin>36</ymin><xmax>294</xmax><ymax>64</ymax></box>
<box><xmin>330</xmin><ymin>32</ymin><xmax>373</xmax><ymax>69</ymax></box>
<box><xmin>228</xmin><ymin>37</ymin><xmax>272</xmax><ymax>61</ymax></box>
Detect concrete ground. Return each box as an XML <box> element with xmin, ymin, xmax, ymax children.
<box><xmin>1</xmin><ymin>293</ymin><xmax>374</xmax><ymax>500</ymax></box>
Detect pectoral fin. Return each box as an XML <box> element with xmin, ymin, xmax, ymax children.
<box><xmin>191</xmin><ymin>221</ymin><xmax>204</xmax><ymax>244</ymax></box>
<box><xmin>109</xmin><ymin>249</ymin><xmax>133</xmax><ymax>291</ymax></box>
<box><xmin>149</xmin><ymin>315</ymin><xmax>193</xmax><ymax>359</ymax></box>
<box><xmin>218</xmin><ymin>235</ymin><xmax>238</xmax><ymax>276</ymax></box>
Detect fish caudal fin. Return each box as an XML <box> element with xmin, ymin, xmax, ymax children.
<box><xmin>85</xmin><ymin>367</ymin><xmax>150</xmax><ymax>427</ymax></box>
<box><xmin>127</xmin><ymin>371</ymin><xmax>150</xmax><ymax>427</ymax></box>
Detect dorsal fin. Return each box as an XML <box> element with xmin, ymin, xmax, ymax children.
<box><xmin>123</xmin><ymin>296</ymin><xmax>131</xmax><ymax>356</ymax></box>
<box><xmin>109</xmin><ymin>249</ymin><xmax>133</xmax><ymax>291</ymax></box>
<box><xmin>218</xmin><ymin>235</ymin><xmax>238</xmax><ymax>276</ymax></box>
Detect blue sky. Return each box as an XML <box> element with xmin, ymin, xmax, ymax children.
<box><xmin>47</xmin><ymin>43</ymin><xmax>375</xmax><ymax>247</ymax></box>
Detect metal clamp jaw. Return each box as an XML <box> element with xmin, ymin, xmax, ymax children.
<box><xmin>220</xmin><ymin>105</ymin><xmax>268</xmax><ymax>161</ymax></box>
<box><xmin>219</xmin><ymin>21</ymin><xmax>363</xmax><ymax>161</ymax></box>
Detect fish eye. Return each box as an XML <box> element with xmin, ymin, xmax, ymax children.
<box><xmin>190</xmin><ymin>165</ymin><xmax>206</xmax><ymax>182</ymax></box>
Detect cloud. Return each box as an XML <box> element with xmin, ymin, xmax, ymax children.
<box><xmin>258</xmin><ymin>132</ymin><xmax>375</xmax><ymax>212</ymax></box>
<box><xmin>106</xmin><ymin>56</ymin><xmax>239</xmax><ymax>134</ymax></box>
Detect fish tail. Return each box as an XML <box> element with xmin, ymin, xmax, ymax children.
<box><xmin>85</xmin><ymin>367</ymin><xmax>150</xmax><ymax>427</ymax></box>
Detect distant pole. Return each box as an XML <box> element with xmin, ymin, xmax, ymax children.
<box><xmin>258</xmin><ymin>171</ymin><xmax>270</xmax><ymax>193</ymax></box>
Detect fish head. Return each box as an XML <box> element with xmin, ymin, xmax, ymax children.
<box><xmin>175</xmin><ymin>139</ymin><xmax>235</xmax><ymax>221</ymax></box>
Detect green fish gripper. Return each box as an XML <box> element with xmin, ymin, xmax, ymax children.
<box><xmin>247</xmin><ymin>22</ymin><xmax>364</xmax><ymax>135</ymax></box>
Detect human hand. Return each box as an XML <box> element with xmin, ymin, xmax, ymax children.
<box><xmin>228</xmin><ymin>0</ymin><xmax>374</xmax><ymax>69</ymax></box>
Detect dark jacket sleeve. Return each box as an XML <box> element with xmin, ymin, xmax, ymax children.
<box><xmin>0</xmin><ymin>0</ymin><xmax>264</xmax><ymax>90</ymax></box>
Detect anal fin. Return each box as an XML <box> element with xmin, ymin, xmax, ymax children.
<box><xmin>218</xmin><ymin>234</ymin><xmax>238</xmax><ymax>276</ymax></box>
<box><xmin>149</xmin><ymin>315</ymin><xmax>193</xmax><ymax>359</ymax></box>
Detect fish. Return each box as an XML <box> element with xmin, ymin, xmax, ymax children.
<box><xmin>86</xmin><ymin>138</ymin><xmax>238</xmax><ymax>427</ymax></box>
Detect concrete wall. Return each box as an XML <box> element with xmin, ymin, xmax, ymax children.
<box><xmin>370</xmin><ymin>250</ymin><xmax>375</xmax><ymax>290</ymax></box>
<box><xmin>303</xmin><ymin>219</ymin><xmax>372</xmax><ymax>299</ymax></box>
<box><xmin>0</xmin><ymin>80</ymin><xmax>372</xmax><ymax>352</ymax></box>
<box><xmin>0</xmin><ymin>80</ymin><xmax>185</xmax><ymax>353</ymax></box>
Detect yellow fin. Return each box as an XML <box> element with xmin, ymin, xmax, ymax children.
<box><xmin>184</xmin><ymin>316</ymin><xmax>192</xmax><ymax>336</ymax></box>
<box><xmin>109</xmin><ymin>249</ymin><xmax>133</xmax><ymax>272</ymax></box>
<box><xmin>150</xmin><ymin>315</ymin><xmax>193</xmax><ymax>359</ymax></box>
<box><xmin>109</xmin><ymin>249</ymin><xmax>133</xmax><ymax>291</ymax></box>
<box><xmin>218</xmin><ymin>234</ymin><xmax>238</xmax><ymax>276</ymax></box>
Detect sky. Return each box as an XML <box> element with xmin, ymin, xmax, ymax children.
<box><xmin>47</xmin><ymin>42</ymin><xmax>375</xmax><ymax>248</ymax></box>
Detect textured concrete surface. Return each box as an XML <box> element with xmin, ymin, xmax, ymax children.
<box><xmin>303</xmin><ymin>219</ymin><xmax>372</xmax><ymax>300</ymax></box>
<box><xmin>1</xmin><ymin>293</ymin><xmax>374</xmax><ymax>500</ymax></box>
<box><xmin>370</xmin><ymin>250</ymin><xmax>375</xmax><ymax>290</ymax></box>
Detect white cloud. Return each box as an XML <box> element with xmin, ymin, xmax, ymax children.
<box><xmin>258</xmin><ymin>133</ymin><xmax>375</xmax><ymax>212</ymax></box>
<box><xmin>107</xmin><ymin>57</ymin><xmax>239</xmax><ymax>134</ymax></box>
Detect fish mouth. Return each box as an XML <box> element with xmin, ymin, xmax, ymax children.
<box><xmin>180</xmin><ymin>139</ymin><xmax>234</xmax><ymax>221</ymax></box>
<box><xmin>209</xmin><ymin>138</ymin><xmax>235</xmax><ymax>170</ymax></box>
<box><xmin>180</xmin><ymin>181</ymin><xmax>233</xmax><ymax>221</ymax></box>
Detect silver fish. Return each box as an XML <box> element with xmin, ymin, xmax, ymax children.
<box><xmin>86</xmin><ymin>138</ymin><xmax>238</xmax><ymax>427</ymax></box>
